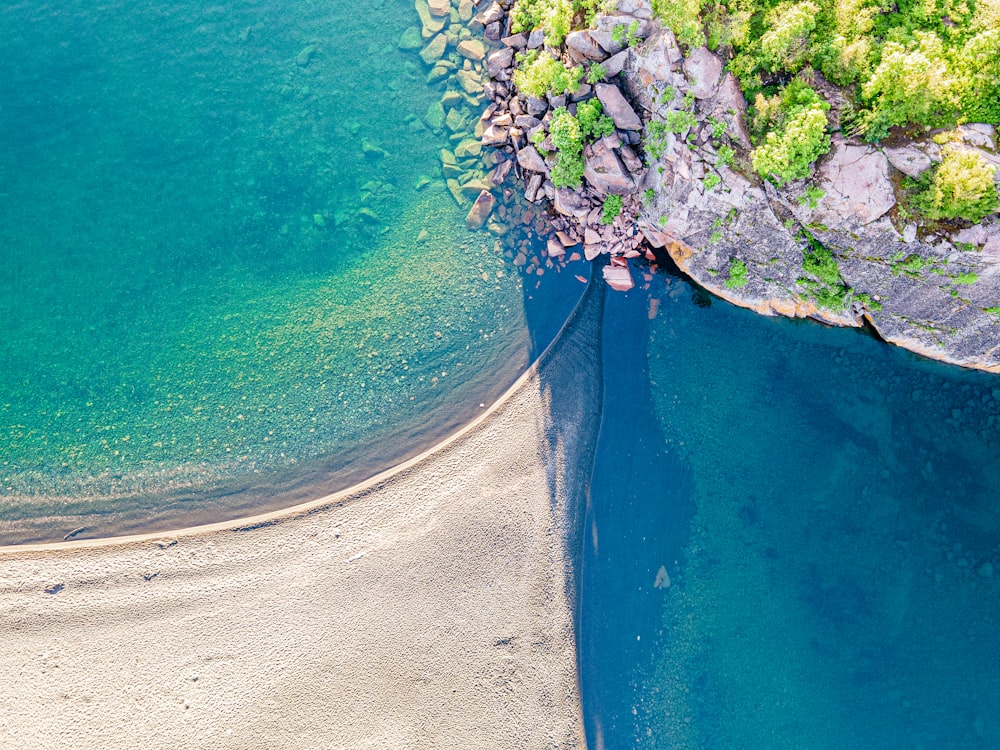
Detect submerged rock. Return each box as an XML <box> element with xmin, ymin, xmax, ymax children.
<box><xmin>466</xmin><ymin>190</ymin><xmax>496</xmax><ymax>229</ymax></box>
<box><xmin>419</xmin><ymin>33</ymin><xmax>448</xmax><ymax>65</ymax></box>
<box><xmin>457</xmin><ymin>39</ymin><xmax>486</xmax><ymax>60</ymax></box>
<box><xmin>398</xmin><ymin>26</ymin><xmax>423</xmax><ymax>50</ymax></box>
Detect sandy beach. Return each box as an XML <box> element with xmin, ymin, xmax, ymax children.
<box><xmin>0</xmin><ymin>284</ymin><xmax>603</xmax><ymax>749</ymax></box>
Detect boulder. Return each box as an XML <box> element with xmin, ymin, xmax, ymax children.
<box><xmin>602</xmin><ymin>49</ymin><xmax>633</xmax><ymax>78</ymax></box>
<box><xmin>457</xmin><ymin>39</ymin><xmax>486</xmax><ymax>60</ymax></box>
<box><xmin>635</xmin><ymin>31</ymin><xmax>679</xmax><ymax>85</ymax></box>
<box><xmin>525</xmin><ymin>96</ymin><xmax>548</xmax><ymax>116</ymax></box>
<box><xmin>527</xmin><ymin>29</ymin><xmax>545</xmax><ymax>49</ymax></box>
<box><xmin>477</xmin><ymin>1</ymin><xmax>504</xmax><ymax>25</ymax></box>
<box><xmin>547</xmin><ymin>237</ymin><xmax>566</xmax><ymax>257</ymax></box>
<box><xmin>813</xmin><ymin>136</ymin><xmax>896</xmax><ymax>227</ymax></box>
<box><xmin>553</xmin><ymin>187</ymin><xmax>591</xmax><ymax>218</ymax></box>
<box><xmin>466</xmin><ymin>190</ymin><xmax>495</xmax><ymax>229</ymax></box>
<box><xmin>516</xmin><ymin>144</ymin><xmax>548</xmax><ymax>174</ymax></box>
<box><xmin>584</xmin><ymin>137</ymin><xmax>635</xmax><ymax>195</ymax></box>
<box><xmin>458</xmin><ymin>0</ymin><xmax>474</xmax><ymax>22</ymax></box>
<box><xmin>566</xmin><ymin>31</ymin><xmax>608</xmax><ymax>63</ymax></box>
<box><xmin>595</xmin><ymin>83</ymin><xmax>643</xmax><ymax>131</ymax></box>
<box><xmin>710</xmin><ymin>73</ymin><xmax>752</xmax><ymax>149</ymax></box>
<box><xmin>525</xmin><ymin>173</ymin><xmax>544</xmax><ymax>202</ymax></box>
<box><xmin>603</xmin><ymin>263</ymin><xmax>634</xmax><ymax>291</ymax></box>
<box><xmin>487</xmin><ymin>47</ymin><xmax>514</xmax><ymax>79</ymax></box>
<box><xmin>683</xmin><ymin>47</ymin><xmax>723</xmax><ymax>99</ymax></box>
<box><xmin>958</xmin><ymin>123</ymin><xmax>996</xmax><ymax>150</ymax></box>
<box><xmin>587</xmin><ymin>30</ymin><xmax>624</xmax><ymax>57</ymax></box>
<box><xmin>427</xmin><ymin>0</ymin><xmax>451</xmax><ymax>16</ymax></box>
<box><xmin>490</xmin><ymin>159</ymin><xmax>513</xmax><ymax>185</ymax></box>
<box><xmin>481</xmin><ymin>124</ymin><xmax>509</xmax><ymax>147</ymax></box>
<box><xmin>884</xmin><ymin>144</ymin><xmax>933</xmax><ymax>178</ymax></box>
<box><xmin>502</xmin><ymin>33</ymin><xmax>528</xmax><ymax>48</ymax></box>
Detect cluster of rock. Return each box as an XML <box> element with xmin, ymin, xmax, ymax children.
<box><xmin>469</xmin><ymin>0</ymin><xmax>669</xmax><ymax>291</ymax></box>
<box><xmin>473</xmin><ymin>0</ymin><xmax>1000</xmax><ymax>372</ymax></box>
<box><xmin>402</xmin><ymin>0</ymin><xmax>596</xmax><ymax>281</ymax></box>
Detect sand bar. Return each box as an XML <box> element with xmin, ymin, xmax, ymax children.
<box><xmin>0</xmin><ymin>283</ymin><xmax>603</xmax><ymax>749</ymax></box>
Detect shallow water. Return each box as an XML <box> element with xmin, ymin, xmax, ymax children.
<box><xmin>583</xmin><ymin>270</ymin><xmax>1000</xmax><ymax>749</ymax></box>
<box><xmin>0</xmin><ymin>0</ymin><xmax>585</xmax><ymax>542</ymax></box>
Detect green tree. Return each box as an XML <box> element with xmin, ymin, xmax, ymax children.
<box><xmin>860</xmin><ymin>32</ymin><xmax>955</xmax><ymax>140</ymax></box>
<box><xmin>751</xmin><ymin>83</ymin><xmax>831</xmax><ymax>184</ymax></box>
<box><xmin>917</xmin><ymin>146</ymin><xmax>998</xmax><ymax>223</ymax></box>
<box><xmin>759</xmin><ymin>1</ymin><xmax>820</xmax><ymax>72</ymax></box>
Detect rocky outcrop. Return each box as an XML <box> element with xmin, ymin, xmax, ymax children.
<box><xmin>624</xmin><ymin>39</ymin><xmax>1000</xmax><ymax>372</ymax></box>
<box><xmin>468</xmin><ymin>0</ymin><xmax>999</xmax><ymax>372</ymax></box>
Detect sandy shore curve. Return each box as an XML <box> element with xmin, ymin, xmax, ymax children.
<box><xmin>0</xmin><ymin>280</ymin><xmax>604</xmax><ymax>749</ymax></box>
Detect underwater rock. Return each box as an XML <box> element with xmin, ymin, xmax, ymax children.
<box><xmin>420</xmin><ymin>33</ymin><xmax>448</xmax><ymax>65</ymax></box>
<box><xmin>398</xmin><ymin>26</ymin><xmax>423</xmax><ymax>50</ymax></box>
<box><xmin>466</xmin><ymin>190</ymin><xmax>496</xmax><ymax>229</ymax></box>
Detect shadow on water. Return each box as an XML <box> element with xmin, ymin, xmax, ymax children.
<box><xmin>579</xmin><ymin>265</ymin><xmax>697</xmax><ymax>750</ymax></box>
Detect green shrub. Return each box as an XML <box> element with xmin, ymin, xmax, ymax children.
<box><xmin>549</xmin><ymin>107</ymin><xmax>586</xmax><ymax>188</ymax></box>
<box><xmin>651</xmin><ymin>0</ymin><xmax>705</xmax><ymax>48</ymax></box>
<box><xmin>601</xmin><ymin>194</ymin><xmax>623</xmax><ymax>223</ymax></box>
<box><xmin>513</xmin><ymin>51</ymin><xmax>582</xmax><ymax>98</ymax></box>
<box><xmin>751</xmin><ymin>84</ymin><xmax>830</xmax><ymax>184</ymax></box>
<box><xmin>664</xmin><ymin>109</ymin><xmax>698</xmax><ymax>134</ymax></box>
<box><xmin>802</xmin><ymin>243</ymin><xmax>842</xmax><ymax>286</ymax></box>
<box><xmin>715</xmin><ymin>144</ymin><xmax>735</xmax><ymax>168</ymax></box>
<box><xmin>587</xmin><ymin>62</ymin><xmax>607</xmax><ymax>84</ymax></box>
<box><xmin>798</xmin><ymin>184</ymin><xmax>826</xmax><ymax>208</ymax></box>
<box><xmin>915</xmin><ymin>146</ymin><xmax>998</xmax><ymax>223</ymax></box>
<box><xmin>703</xmin><ymin>172</ymin><xmax>721</xmax><ymax>190</ymax></box>
<box><xmin>725</xmin><ymin>258</ymin><xmax>749</xmax><ymax>288</ymax></box>
<box><xmin>953</xmin><ymin>29</ymin><xmax>1000</xmax><ymax>123</ymax></box>
<box><xmin>577</xmin><ymin>98</ymin><xmax>615</xmax><ymax>139</ymax></box>
<box><xmin>511</xmin><ymin>0</ymin><xmax>612</xmax><ymax>46</ymax></box>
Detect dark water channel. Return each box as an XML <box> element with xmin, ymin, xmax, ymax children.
<box><xmin>582</xmin><ymin>267</ymin><xmax>1000</xmax><ymax>749</ymax></box>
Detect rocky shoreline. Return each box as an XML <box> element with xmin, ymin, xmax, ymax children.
<box><xmin>403</xmin><ymin>0</ymin><xmax>1000</xmax><ymax>373</ymax></box>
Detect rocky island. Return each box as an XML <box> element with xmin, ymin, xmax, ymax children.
<box><xmin>404</xmin><ymin>0</ymin><xmax>1000</xmax><ymax>372</ymax></box>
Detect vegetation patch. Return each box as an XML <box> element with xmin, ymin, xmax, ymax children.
<box><xmin>511</xmin><ymin>0</ymin><xmax>608</xmax><ymax>46</ymax></box>
<box><xmin>724</xmin><ymin>257</ymin><xmax>749</xmax><ymax>288</ymax></box>
<box><xmin>513</xmin><ymin>50</ymin><xmax>582</xmax><ymax>98</ymax></box>
<box><xmin>750</xmin><ymin>80</ymin><xmax>831</xmax><ymax>185</ymax></box>
<box><xmin>910</xmin><ymin>146</ymin><xmax>999</xmax><ymax>224</ymax></box>
<box><xmin>797</xmin><ymin>235</ymin><xmax>852</xmax><ymax>310</ymax></box>
<box><xmin>549</xmin><ymin>107</ymin><xmax>586</xmax><ymax>188</ymax></box>
<box><xmin>601</xmin><ymin>194</ymin><xmax>623</xmax><ymax>224</ymax></box>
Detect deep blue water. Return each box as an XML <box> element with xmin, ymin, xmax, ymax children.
<box><xmin>582</xmin><ymin>269</ymin><xmax>1000</xmax><ymax>749</ymax></box>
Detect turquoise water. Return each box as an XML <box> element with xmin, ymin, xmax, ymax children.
<box><xmin>0</xmin><ymin>0</ymin><xmax>585</xmax><ymax>541</ymax></box>
<box><xmin>583</xmin><ymin>271</ymin><xmax>1000</xmax><ymax>748</ymax></box>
